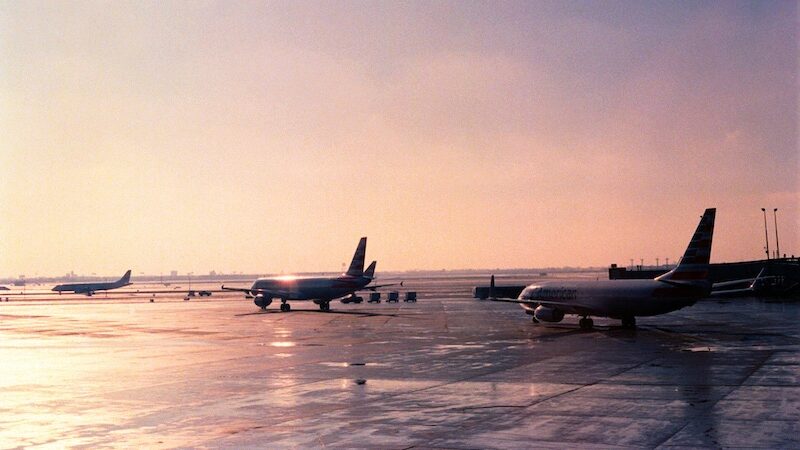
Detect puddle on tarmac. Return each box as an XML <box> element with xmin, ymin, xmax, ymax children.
<box><xmin>684</xmin><ymin>346</ymin><xmax>714</xmax><ymax>352</ymax></box>
<box><xmin>318</xmin><ymin>362</ymin><xmax>390</xmax><ymax>368</ymax></box>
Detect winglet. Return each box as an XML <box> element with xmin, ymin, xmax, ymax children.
<box><xmin>364</xmin><ymin>261</ymin><xmax>377</xmax><ymax>279</ymax></box>
<box><xmin>750</xmin><ymin>267</ymin><xmax>769</xmax><ymax>291</ymax></box>
<box><xmin>656</xmin><ymin>208</ymin><xmax>716</xmax><ymax>285</ymax></box>
<box><xmin>345</xmin><ymin>237</ymin><xmax>367</xmax><ymax>277</ymax></box>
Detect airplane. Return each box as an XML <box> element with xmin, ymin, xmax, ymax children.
<box><xmin>711</xmin><ymin>267</ymin><xmax>787</xmax><ymax>297</ymax></box>
<box><xmin>221</xmin><ymin>237</ymin><xmax>399</xmax><ymax>312</ymax></box>
<box><xmin>491</xmin><ymin>208</ymin><xmax>716</xmax><ymax>329</ymax></box>
<box><xmin>52</xmin><ymin>270</ymin><xmax>132</xmax><ymax>296</ymax></box>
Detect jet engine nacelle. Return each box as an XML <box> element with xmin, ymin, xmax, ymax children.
<box><xmin>254</xmin><ymin>295</ymin><xmax>273</xmax><ymax>308</ymax></box>
<box><xmin>534</xmin><ymin>305</ymin><xmax>565</xmax><ymax>323</ymax></box>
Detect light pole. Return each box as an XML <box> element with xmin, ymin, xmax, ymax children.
<box><xmin>761</xmin><ymin>208</ymin><xmax>770</xmax><ymax>260</ymax></box>
<box><xmin>773</xmin><ymin>208</ymin><xmax>780</xmax><ymax>259</ymax></box>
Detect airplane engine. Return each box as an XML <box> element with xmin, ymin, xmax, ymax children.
<box><xmin>533</xmin><ymin>305</ymin><xmax>564</xmax><ymax>323</ymax></box>
<box><xmin>254</xmin><ymin>295</ymin><xmax>272</xmax><ymax>308</ymax></box>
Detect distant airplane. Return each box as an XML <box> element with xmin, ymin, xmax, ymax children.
<box><xmin>222</xmin><ymin>237</ymin><xmax>399</xmax><ymax>312</ymax></box>
<box><xmin>52</xmin><ymin>270</ymin><xmax>132</xmax><ymax>296</ymax></box>
<box><xmin>711</xmin><ymin>267</ymin><xmax>781</xmax><ymax>297</ymax></box>
<box><xmin>492</xmin><ymin>208</ymin><xmax>716</xmax><ymax>329</ymax></box>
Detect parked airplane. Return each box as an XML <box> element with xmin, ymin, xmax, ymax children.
<box><xmin>492</xmin><ymin>208</ymin><xmax>716</xmax><ymax>329</ymax></box>
<box><xmin>52</xmin><ymin>270</ymin><xmax>132</xmax><ymax>296</ymax></box>
<box><xmin>710</xmin><ymin>267</ymin><xmax>784</xmax><ymax>297</ymax></box>
<box><xmin>222</xmin><ymin>237</ymin><xmax>399</xmax><ymax>312</ymax></box>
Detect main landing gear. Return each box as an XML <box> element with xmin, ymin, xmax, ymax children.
<box><xmin>280</xmin><ymin>301</ymin><xmax>291</xmax><ymax>312</ymax></box>
<box><xmin>319</xmin><ymin>302</ymin><xmax>331</xmax><ymax>312</ymax></box>
<box><xmin>579</xmin><ymin>317</ymin><xmax>594</xmax><ymax>330</ymax></box>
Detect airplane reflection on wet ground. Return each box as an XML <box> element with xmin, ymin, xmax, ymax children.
<box><xmin>0</xmin><ymin>274</ymin><xmax>798</xmax><ymax>448</ymax></box>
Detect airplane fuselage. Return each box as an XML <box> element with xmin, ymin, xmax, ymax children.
<box><xmin>51</xmin><ymin>281</ymin><xmax>131</xmax><ymax>294</ymax></box>
<box><xmin>518</xmin><ymin>279</ymin><xmax>709</xmax><ymax>319</ymax></box>
<box><xmin>51</xmin><ymin>270</ymin><xmax>132</xmax><ymax>295</ymax></box>
<box><xmin>249</xmin><ymin>275</ymin><xmax>371</xmax><ymax>301</ymax></box>
<box><xmin>502</xmin><ymin>208</ymin><xmax>716</xmax><ymax>328</ymax></box>
<box><xmin>224</xmin><ymin>237</ymin><xmax>397</xmax><ymax>312</ymax></box>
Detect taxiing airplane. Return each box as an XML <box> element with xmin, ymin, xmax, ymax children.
<box><xmin>52</xmin><ymin>270</ymin><xmax>132</xmax><ymax>296</ymax></box>
<box><xmin>222</xmin><ymin>237</ymin><xmax>399</xmax><ymax>312</ymax></box>
<box><xmin>492</xmin><ymin>208</ymin><xmax>716</xmax><ymax>329</ymax></box>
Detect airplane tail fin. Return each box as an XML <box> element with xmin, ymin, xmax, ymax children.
<box><xmin>119</xmin><ymin>270</ymin><xmax>132</xmax><ymax>285</ymax></box>
<box><xmin>364</xmin><ymin>261</ymin><xmax>377</xmax><ymax>279</ymax></box>
<box><xmin>345</xmin><ymin>237</ymin><xmax>367</xmax><ymax>277</ymax></box>
<box><xmin>656</xmin><ymin>208</ymin><xmax>716</xmax><ymax>285</ymax></box>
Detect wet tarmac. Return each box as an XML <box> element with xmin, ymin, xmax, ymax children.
<box><xmin>1</xmin><ymin>275</ymin><xmax>799</xmax><ymax>448</ymax></box>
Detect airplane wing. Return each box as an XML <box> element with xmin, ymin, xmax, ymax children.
<box><xmin>712</xmin><ymin>279</ymin><xmax>756</xmax><ymax>289</ymax></box>
<box><xmin>488</xmin><ymin>297</ymin><xmax>600</xmax><ymax>316</ymax></box>
<box><xmin>220</xmin><ymin>286</ymin><xmax>253</xmax><ymax>294</ymax></box>
<box><xmin>359</xmin><ymin>281</ymin><xmax>404</xmax><ymax>291</ymax></box>
<box><xmin>489</xmin><ymin>297</ymin><xmax>573</xmax><ymax>306</ymax></box>
<box><xmin>709</xmin><ymin>268</ymin><xmax>770</xmax><ymax>297</ymax></box>
<box><xmin>221</xmin><ymin>285</ymin><xmax>294</xmax><ymax>298</ymax></box>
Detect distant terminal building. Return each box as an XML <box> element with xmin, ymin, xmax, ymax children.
<box><xmin>608</xmin><ymin>264</ymin><xmax>667</xmax><ymax>280</ymax></box>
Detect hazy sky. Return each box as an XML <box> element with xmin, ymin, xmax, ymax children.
<box><xmin>1</xmin><ymin>1</ymin><xmax>797</xmax><ymax>277</ymax></box>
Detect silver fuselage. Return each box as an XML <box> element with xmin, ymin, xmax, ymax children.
<box><xmin>51</xmin><ymin>280</ymin><xmax>131</xmax><ymax>294</ymax></box>
<box><xmin>250</xmin><ymin>275</ymin><xmax>371</xmax><ymax>301</ymax></box>
<box><xmin>519</xmin><ymin>279</ymin><xmax>708</xmax><ymax>319</ymax></box>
